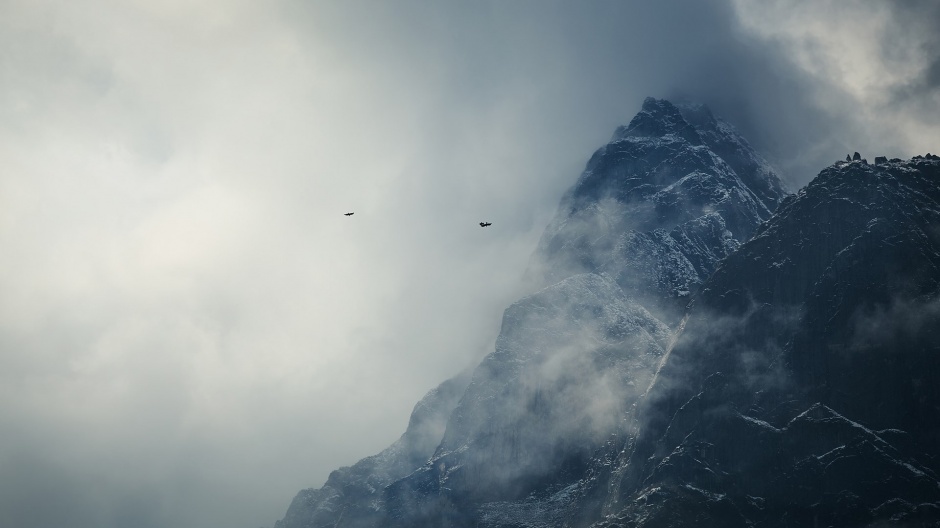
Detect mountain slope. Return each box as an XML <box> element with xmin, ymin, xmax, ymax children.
<box><xmin>603</xmin><ymin>155</ymin><xmax>940</xmax><ymax>527</ymax></box>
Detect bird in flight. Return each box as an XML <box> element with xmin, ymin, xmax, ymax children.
<box><xmin>344</xmin><ymin>212</ymin><xmax>354</xmax><ymax>216</ymax></box>
<box><xmin>479</xmin><ymin>221</ymin><xmax>492</xmax><ymax>227</ymax></box>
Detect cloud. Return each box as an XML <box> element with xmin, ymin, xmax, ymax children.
<box><xmin>731</xmin><ymin>0</ymin><xmax>940</xmax><ymax>170</ymax></box>
<box><xmin>0</xmin><ymin>1</ymin><xmax>937</xmax><ymax>527</ymax></box>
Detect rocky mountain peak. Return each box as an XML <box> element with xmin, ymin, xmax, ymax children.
<box><xmin>532</xmin><ymin>97</ymin><xmax>787</xmax><ymax>323</ymax></box>
<box><xmin>611</xmin><ymin>97</ymin><xmax>702</xmax><ymax>145</ymax></box>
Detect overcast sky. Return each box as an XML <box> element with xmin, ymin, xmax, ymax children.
<box><xmin>0</xmin><ymin>1</ymin><xmax>937</xmax><ymax>527</ymax></box>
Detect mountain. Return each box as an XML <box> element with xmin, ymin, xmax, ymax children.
<box><xmin>530</xmin><ymin>98</ymin><xmax>786</xmax><ymax>325</ymax></box>
<box><xmin>601</xmin><ymin>154</ymin><xmax>940</xmax><ymax>527</ymax></box>
<box><xmin>269</xmin><ymin>99</ymin><xmax>940</xmax><ymax>527</ymax></box>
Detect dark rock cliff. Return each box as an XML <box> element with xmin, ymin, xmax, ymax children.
<box><xmin>603</xmin><ymin>156</ymin><xmax>940</xmax><ymax>527</ymax></box>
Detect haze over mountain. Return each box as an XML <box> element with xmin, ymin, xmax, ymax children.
<box><xmin>270</xmin><ymin>99</ymin><xmax>940</xmax><ymax>527</ymax></box>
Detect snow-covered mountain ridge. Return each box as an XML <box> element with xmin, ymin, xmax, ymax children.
<box><xmin>269</xmin><ymin>100</ymin><xmax>940</xmax><ymax>528</ymax></box>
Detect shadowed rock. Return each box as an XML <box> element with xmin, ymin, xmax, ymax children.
<box><xmin>606</xmin><ymin>155</ymin><xmax>940</xmax><ymax>528</ymax></box>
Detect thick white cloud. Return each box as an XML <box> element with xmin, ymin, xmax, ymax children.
<box><xmin>0</xmin><ymin>1</ymin><xmax>936</xmax><ymax>527</ymax></box>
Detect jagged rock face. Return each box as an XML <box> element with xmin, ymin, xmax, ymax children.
<box><xmin>606</xmin><ymin>157</ymin><xmax>940</xmax><ymax>527</ymax></box>
<box><xmin>674</xmin><ymin>102</ymin><xmax>787</xmax><ymax>212</ymax></box>
<box><xmin>532</xmin><ymin>97</ymin><xmax>786</xmax><ymax>324</ymax></box>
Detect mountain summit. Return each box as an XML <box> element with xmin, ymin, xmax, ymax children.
<box><xmin>531</xmin><ymin>97</ymin><xmax>786</xmax><ymax>323</ymax></box>
<box><xmin>270</xmin><ymin>101</ymin><xmax>940</xmax><ymax>528</ymax></box>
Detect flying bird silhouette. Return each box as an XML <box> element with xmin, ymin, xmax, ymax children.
<box><xmin>344</xmin><ymin>212</ymin><xmax>354</xmax><ymax>216</ymax></box>
<box><xmin>479</xmin><ymin>222</ymin><xmax>492</xmax><ymax>227</ymax></box>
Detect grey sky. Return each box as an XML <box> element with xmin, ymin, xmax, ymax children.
<box><xmin>0</xmin><ymin>1</ymin><xmax>937</xmax><ymax>527</ymax></box>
